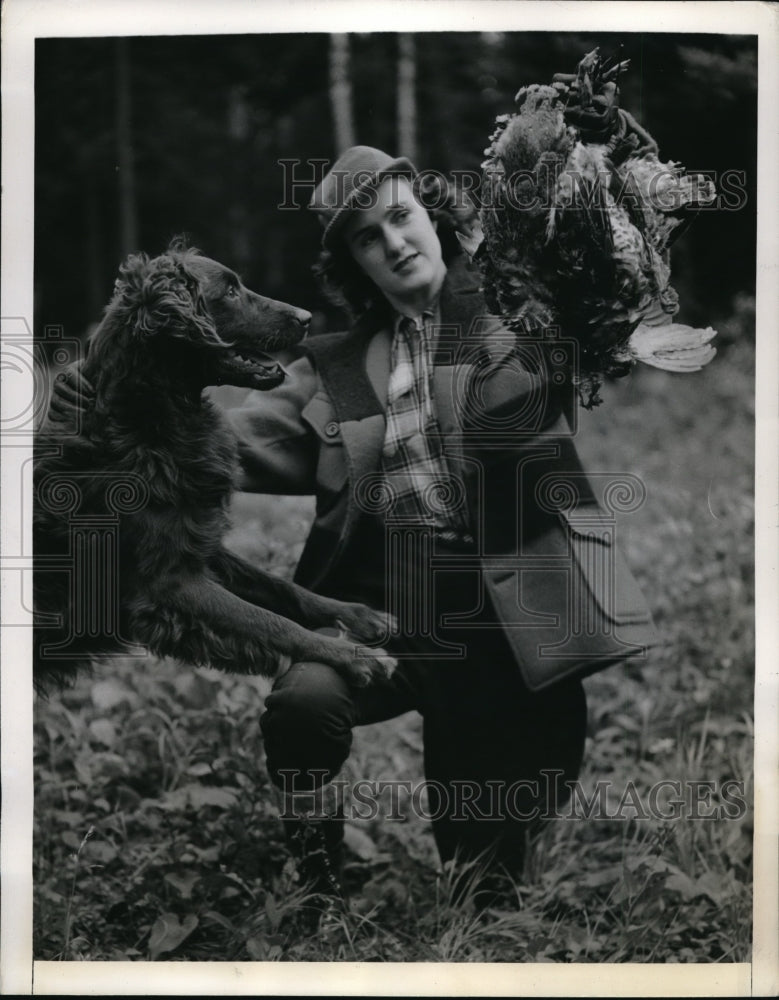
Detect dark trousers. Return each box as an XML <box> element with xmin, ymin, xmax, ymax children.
<box><xmin>260</xmin><ymin>528</ymin><xmax>588</xmax><ymax>873</ymax></box>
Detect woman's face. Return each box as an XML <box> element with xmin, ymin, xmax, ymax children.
<box><xmin>343</xmin><ymin>176</ymin><xmax>446</xmax><ymax>314</ymax></box>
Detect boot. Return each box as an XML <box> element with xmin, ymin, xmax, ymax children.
<box><xmin>284</xmin><ymin>809</ymin><xmax>345</xmax><ymax>901</ymax></box>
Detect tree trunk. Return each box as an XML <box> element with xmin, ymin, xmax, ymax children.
<box><xmin>85</xmin><ymin>169</ymin><xmax>102</xmax><ymax>324</ymax></box>
<box><xmin>329</xmin><ymin>33</ymin><xmax>355</xmax><ymax>155</ymax></box>
<box><xmin>115</xmin><ymin>38</ymin><xmax>138</xmax><ymax>256</ymax></box>
<box><xmin>397</xmin><ymin>33</ymin><xmax>417</xmax><ymax>162</ymax></box>
<box><xmin>227</xmin><ymin>84</ymin><xmax>251</xmax><ymax>274</ymax></box>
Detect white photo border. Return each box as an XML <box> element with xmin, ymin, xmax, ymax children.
<box><xmin>2</xmin><ymin>1</ymin><xmax>776</xmax><ymax>995</ymax></box>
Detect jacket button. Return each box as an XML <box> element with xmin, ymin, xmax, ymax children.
<box><xmin>324</xmin><ymin>421</ymin><xmax>339</xmax><ymax>438</ymax></box>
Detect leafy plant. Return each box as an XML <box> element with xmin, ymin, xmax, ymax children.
<box><xmin>33</xmin><ymin>317</ymin><xmax>754</xmax><ymax>963</ymax></box>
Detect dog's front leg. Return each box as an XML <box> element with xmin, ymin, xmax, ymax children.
<box><xmin>209</xmin><ymin>548</ymin><xmax>396</xmax><ymax>643</ymax></box>
<box><xmin>136</xmin><ymin>574</ymin><xmax>395</xmax><ymax>687</ymax></box>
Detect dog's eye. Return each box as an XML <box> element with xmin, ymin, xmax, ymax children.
<box><xmin>225</xmin><ymin>284</ymin><xmax>239</xmax><ymax>299</ymax></box>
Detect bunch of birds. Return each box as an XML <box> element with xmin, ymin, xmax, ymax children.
<box><xmin>463</xmin><ymin>48</ymin><xmax>718</xmax><ymax>407</ymax></box>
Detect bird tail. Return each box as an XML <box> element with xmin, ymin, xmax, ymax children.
<box><xmin>627</xmin><ymin>322</ymin><xmax>717</xmax><ymax>372</ymax></box>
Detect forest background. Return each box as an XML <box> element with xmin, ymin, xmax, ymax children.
<box><xmin>32</xmin><ymin>31</ymin><xmax>758</xmax><ymax>963</ymax></box>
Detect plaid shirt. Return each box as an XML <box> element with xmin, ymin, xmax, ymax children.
<box><xmin>380</xmin><ymin>311</ymin><xmax>473</xmax><ymax>544</ymax></box>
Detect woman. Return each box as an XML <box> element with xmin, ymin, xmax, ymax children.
<box><xmin>229</xmin><ymin>145</ymin><xmax>657</xmax><ymax>894</ymax></box>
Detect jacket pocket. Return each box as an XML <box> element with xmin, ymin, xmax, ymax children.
<box><xmin>485</xmin><ymin>502</ymin><xmax>659</xmax><ymax>691</ymax></box>
<box><xmin>302</xmin><ymin>393</ymin><xmax>341</xmax><ymax>443</ymax></box>
<box><xmin>301</xmin><ymin>394</ymin><xmax>348</xmax><ymax>498</ymax></box>
<box><xmin>559</xmin><ymin>505</ymin><xmax>654</xmax><ymax>627</ymax></box>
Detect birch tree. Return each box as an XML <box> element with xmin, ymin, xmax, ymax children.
<box><xmin>397</xmin><ymin>33</ymin><xmax>416</xmax><ymax>162</ymax></box>
<box><xmin>115</xmin><ymin>38</ymin><xmax>138</xmax><ymax>256</ymax></box>
<box><xmin>329</xmin><ymin>33</ymin><xmax>355</xmax><ymax>154</ymax></box>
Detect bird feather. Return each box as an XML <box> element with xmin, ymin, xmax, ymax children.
<box><xmin>471</xmin><ymin>47</ymin><xmax>719</xmax><ymax>405</ymax></box>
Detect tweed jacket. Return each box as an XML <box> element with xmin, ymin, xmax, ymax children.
<box><xmin>228</xmin><ymin>255</ymin><xmax>658</xmax><ymax>690</ymax></box>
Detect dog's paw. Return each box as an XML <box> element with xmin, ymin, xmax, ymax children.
<box><xmin>343</xmin><ymin>648</ymin><xmax>397</xmax><ymax>688</ymax></box>
<box><xmin>334</xmin><ymin>604</ymin><xmax>397</xmax><ymax>644</ymax></box>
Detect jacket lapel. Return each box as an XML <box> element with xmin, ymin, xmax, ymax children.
<box><xmin>302</xmin><ymin>311</ymin><xmax>391</xmax><ymax>542</ymax></box>
<box><xmin>431</xmin><ymin>255</ymin><xmax>488</xmax><ymax>463</ymax></box>
<box><xmin>339</xmin><ymin>312</ymin><xmax>391</xmax><ymax>495</ymax></box>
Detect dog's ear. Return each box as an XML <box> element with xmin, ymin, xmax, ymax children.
<box><xmin>166</xmin><ymin>233</ymin><xmax>194</xmax><ymax>255</ymax></box>
<box><xmin>114</xmin><ymin>252</ymin><xmax>219</xmax><ymax>346</ymax></box>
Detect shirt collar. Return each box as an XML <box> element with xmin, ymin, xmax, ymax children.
<box><xmin>393</xmin><ymin>300</ymin><xmax>441</xmax><ymax>338</ymax></box>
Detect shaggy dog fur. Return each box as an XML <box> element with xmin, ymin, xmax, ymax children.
<box><xmin>34</xmin><ymin>244</ymin><xmax>394</xmax><ymax>693</ymax></box>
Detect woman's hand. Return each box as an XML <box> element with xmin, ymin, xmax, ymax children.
<box><xmin>47</xmin><ymin>361</ymin><xmax>95</xmax><ymax>424</ymax></box>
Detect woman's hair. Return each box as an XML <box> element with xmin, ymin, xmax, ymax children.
<box><xmin>312</xmin><ymin>173</ymin><xmax>479</xmax><ymax>323</ymax></box>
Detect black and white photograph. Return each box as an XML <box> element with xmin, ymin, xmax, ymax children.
<box><xmin>2</xmin><ymin>1</ymin><xmax>777</xmax><ymax>995</ymax></box>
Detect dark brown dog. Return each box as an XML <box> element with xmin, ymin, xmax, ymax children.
<box><xmin>34</xmin><ymin>243</ymin><xmax>394</xmax><ymax>692</ymax></box>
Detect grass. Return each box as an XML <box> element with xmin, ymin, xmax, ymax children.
<box><xmin>33</xmin><ymin>306</ymin><xmax>755</xmax><ymax>963</ymax></box>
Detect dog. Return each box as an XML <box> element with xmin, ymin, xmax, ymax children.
<box><xmin>34</xmin><ymin>242</ymin><xmax>395</xmax><ymax>693</ymax></box>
